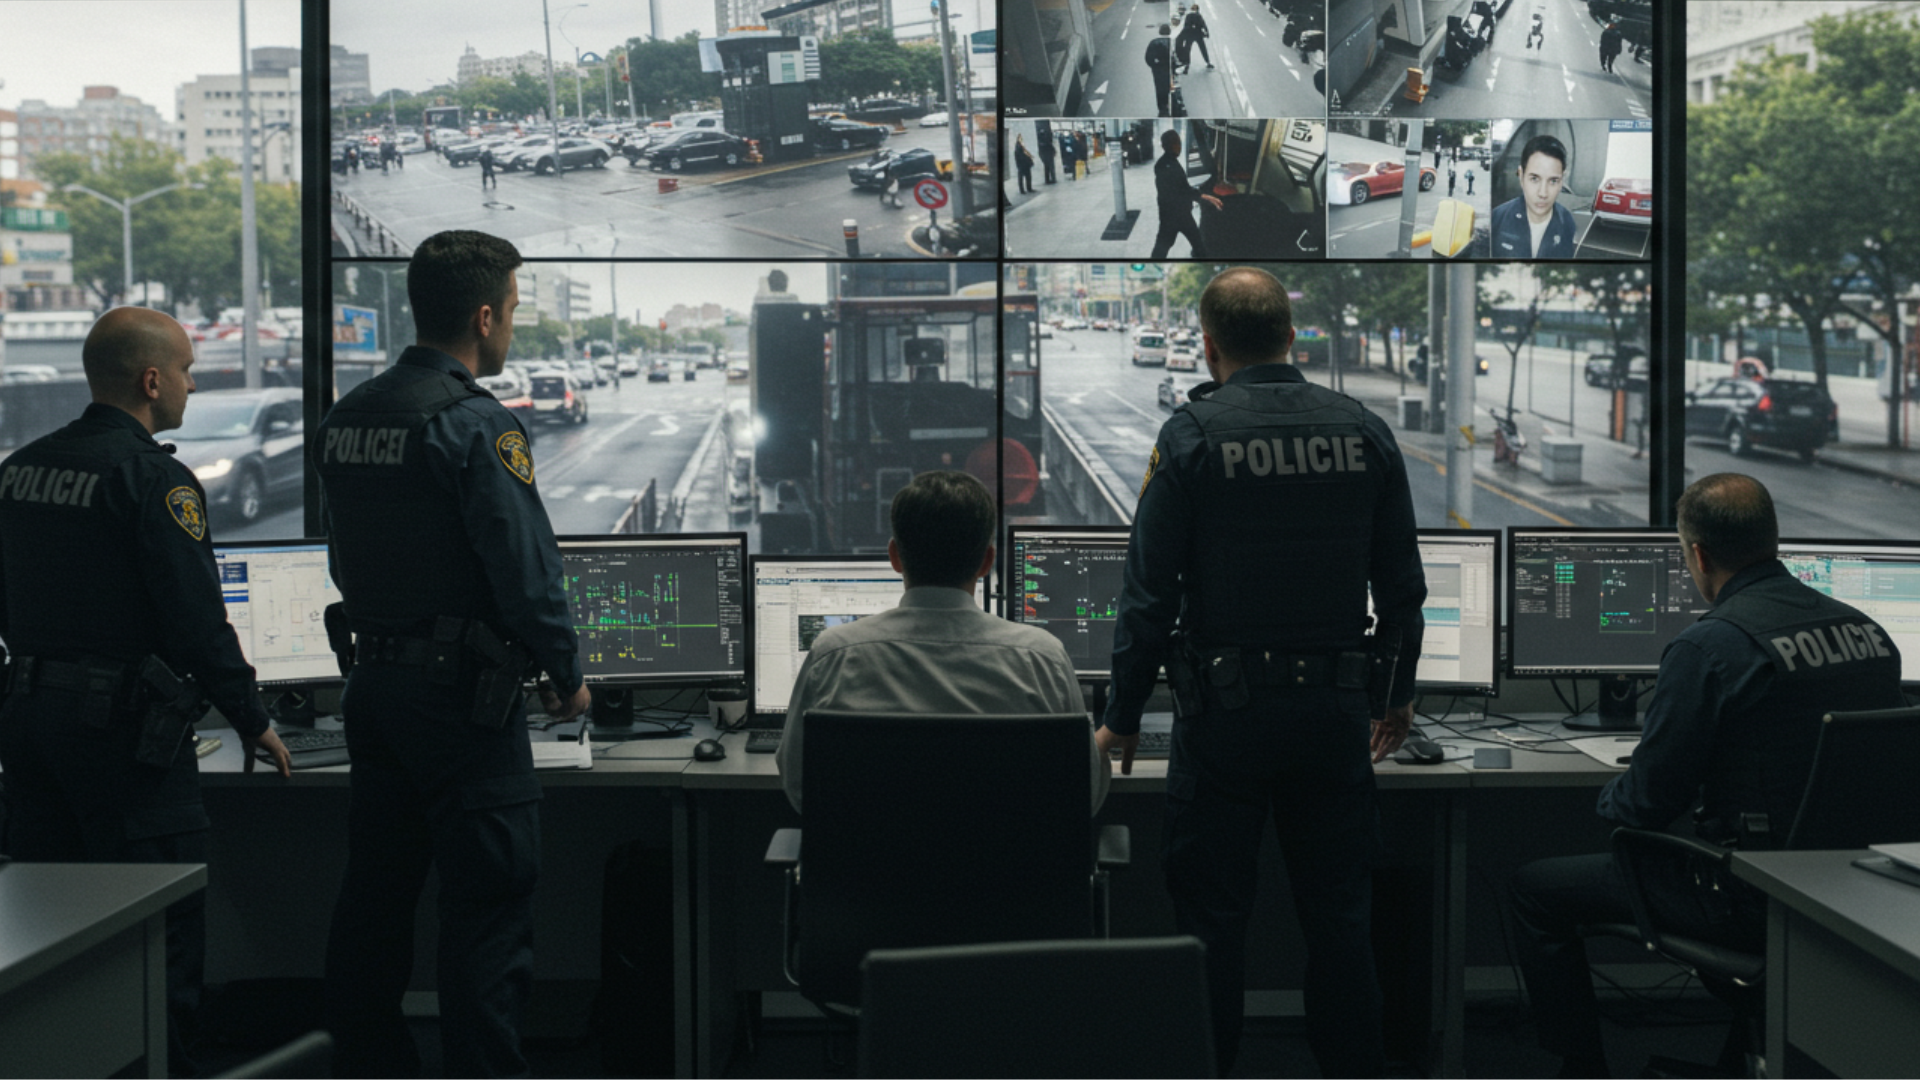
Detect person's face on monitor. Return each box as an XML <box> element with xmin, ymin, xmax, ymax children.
<box><xmin>1518</xmin><ymin>151</ymin><xmax>1566</xmax><ymax>224</ymax></box>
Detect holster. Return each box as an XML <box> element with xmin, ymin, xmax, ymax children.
<box><xmin>1203</xmin><ymin>647</ymin><xmax>1250</xmax><ymax>712</ymax></box>
<box><xmin>455</xmin><ymin>618</ymin><xmax>533</xmax><ymax>730</ymax></box>
<box><xmin>133</xmin><ymin>655</ymin><xmax>210</xmax><ymax>769</ymax></box>
<box><xmin>1164</xmin><ymin>632</ymin><xmax>1204</xmax><ymax>720</ymax></box>
<box><xmin>1367</xmin><ymin>623</ymin><xmax>1404</xmax><ymax>719</ymax></box>
<box><xmin>324</xmin><ymin>603</ymin><xmax>355</xmax><ymax>677</ymax></box>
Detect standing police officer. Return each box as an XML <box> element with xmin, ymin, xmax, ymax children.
<box><xmin>1508</xmin><ymin>474</ymin><xmax>1905</xmax><ymax>1078</ymax></box>
<box><xmin>317</xmin><ymin>230</ymin><xmax>589</xmax><ymax>1078</ymax></box>
<box><xmin>1097</xmin><ymin>267</ymin><xmax>1426</xmax><ymax>1077</ymax></box>
<box><xmin>0</xmin><ymin>306</ymin><xmax>292</xmax><ymax>1074</ymax></box>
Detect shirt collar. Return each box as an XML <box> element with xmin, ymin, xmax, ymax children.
<box><xmin>79</xmin><ymin>402</ymin><xmax>161</xmax><ymax>445</ymax></box>
<box><xmin>1227</xmin><ymin>362</ymin><xmax>1306</xmax><ymax>386</ymax></box>
<box><xmin>1712</xmin><ymin>558</ymin><xmax>1789</xmax><ymax>607</ymax></box>
<box><xmin>897</xmin><ymin>585</ymin><xmax>985</xmax><ymax>610</ymax></box>
<box><xmin>398</xmin><ymin>345</ymin><xmax>480</xmax><ymax>387</ymax></box>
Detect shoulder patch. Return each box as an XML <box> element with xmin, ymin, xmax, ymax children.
<box><xmin>1140</xmin><ymin>444</ymin><xmax>1161</xmax><ymax>500</ymax></box>
<box><xmin>166</xmin><ymin>486</ymin><xmax>207</xmax><ymax>540</ymax></box>
<box><xmin>496</xmin><ymin>430</ymin><xmax>534</xmax><ymax>484</ymax></box>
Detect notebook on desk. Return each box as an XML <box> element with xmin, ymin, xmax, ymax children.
<box><xmin>531</xmin><ymin>732</ymin><xmax>593</xmax><ymax>770</ymax></box>
<box><xmin>1568</xmin><ymin>735</ymin><xmax>1639</xmax><ymax>770</ymax></box>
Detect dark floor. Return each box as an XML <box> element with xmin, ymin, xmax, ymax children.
<box><xmin>196</xmin><ymin>987</ymin><xmax>1739</xmax><ymax>1078</ymax></box>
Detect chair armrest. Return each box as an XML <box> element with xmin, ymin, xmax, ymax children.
<box><xmin>1610</xmin><ymin>827</ymin><xmax>1730</xmax><ymax>955</ymax></box>
<box><xmin>764</xmin><ymin>827</ymin><xmax>802</xmax><ymax>867</ymax></box>
<box><xmin>1096</xmin><ymin>824</ymin><xmax>1131</xmax><ymax>871</ymax></box>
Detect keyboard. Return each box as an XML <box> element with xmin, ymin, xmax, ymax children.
<box><xmin>265</xmin><ymin>727</ymin><xmax>352</xmax><ymax>769</ymax></box>
<box><xmin>746</xmin><ymin>729</ymin><xmax>783</xmax><ymax>753</ymax></box>
<box><xmin>1114</xmin><ymin>729</ymin><xmax>1172</xmax><ymax>760</ymax></box>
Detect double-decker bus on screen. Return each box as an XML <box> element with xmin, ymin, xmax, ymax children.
<box><xmin>747</xmin><ymin>264</ymin><xmax>1042</xmax><ymax>553</ymax></box>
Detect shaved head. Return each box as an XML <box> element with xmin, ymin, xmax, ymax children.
<box><xmin>1199</xmin><ymin>267</ymin><xmax>1295</xmax><ymax>366</ymax></box>
<box><xmin>83</xmin><ymin>307</ymin><xmax>191</xmax><ymax>405</ymax></box>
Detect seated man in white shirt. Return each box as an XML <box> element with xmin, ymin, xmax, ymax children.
<box><xmin>775</xmin><ymin>470</ymin><xmax>1111</xmax><ymax>814</ymax></box>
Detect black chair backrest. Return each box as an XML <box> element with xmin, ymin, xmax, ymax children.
<box><xmin>1787</xmin><ymin>706</ymin><xmax>1920</xmax><ymax>850</ymax></box>
<box><xmin>799</xmin><ymin>710</ymin><xmax>1093</xmax><ymax>1004</ymax></box>
<box><xmin>213</xmin><ymin>1031</ymin><xmax>333</xmax><ymax>1079</ymax></box>
<box><xmin>858</xmin><ymin>936</ymin><xmax>1216</xmax><ymax>1079</ymax></box>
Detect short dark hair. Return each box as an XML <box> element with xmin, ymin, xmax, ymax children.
<box><xmin>1159</xmin><ymin>23</ymin><xmax>1172</xmax><ymax>34</ymax></box>
<box><xmin>1161</xmin><ymin>128</ymin><xmax>1181</xmax><ymax>153</ymax></box>
<box><xmin>1676</xmin><ymin>473</ymin><xmax>1778</xmax><ymax>571</ymax></box>
<box><xmin>1199</xmin><ymin>267</ymin><xmax>1294</xmax><ymax>365</ymax></box>
<box><xmin>890</xmin><ymin>470</ymin><xmax>996</xmax><ymax>590</ymax></box>
<box><xmin>1518</xmin><ymin>134</ymin><xmax>1568</xmax><ymax>174</ymax></box>
<box><xmin>407</xmin><ymin>230</ymin><xmax>524</xmax><ymax>345</ymax></box>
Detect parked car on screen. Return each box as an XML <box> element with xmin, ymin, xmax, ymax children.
<box><xmin>1685</xmin><ymin>376</ymin><xmax>1836</xmax><ymax>461</ymax></box>
<box><xmin>646</xmin><ymin>130</ymin><xmax>752</xmax><ymax>172</ymax></box>
<box><xmin>918</xmin><ymin>111</ymin><xmax>950</xmax><ymax>127</ymax></box>
<box><xmin>528</xmin><ymin>371</ymin><xmax>589</xmax><ymax>425</ymax></box>
<box><xmin>848</xmin><ymin>146</ymin><xmax>939</xmax><ymax>190</ymax></box>
<box><xmin>506</xmin><ymin>136</ymin><xmax>614</xmax><ymax>175</ymax></box>
<box><xmin>1328</xmin><ymin>160</ymin><xmax>1437</xmax><ymax>205</ymax></box>
<box><xmin>170</xmin><ymin>388</ymin><xmax>304</xmax><ymax>524</ymax></box>
<box><xmin>810</xmin><ymin>117</ymin><xmax>890</xmax><ymax>152</ymax></box>
<box><xmin>1591</xmin><ymin>177</ymin><xmax>1652</xmax><ymax>227</ymax></box>
<box><xmin>1165</xmin><ymin>343</ymin><xmax>1200</xmax><ymax>372</ymax></box>
<box><xmin>1584</xmin><ymin>353</ymin><xmax>1649</xmax><ymax>389</ymax></box>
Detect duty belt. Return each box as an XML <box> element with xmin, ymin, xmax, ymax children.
<box><xmin>7</xmin><ymin>655</ymin><xmax>127</xmax><ymax>697</ymax></box>
<box><xmin>354</xmin><ymin>634</ymin><xmax>462</xmax><ymax>669</ymax></box>
<box><xmin>1206</xmin><ymin>648</ymin><xmax>1371</xmax><ymax>689</ymax></box>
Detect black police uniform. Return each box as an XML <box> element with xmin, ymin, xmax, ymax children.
<box><xmin>315</xmin><ymin>346</ymin><xmax>582</xmax><ymax>1078</ymax></box>
<box><xmin>0</xmin><ymin>402</ymin><xmax>273</xmax><ymax>1073</ymax></box>
<box><xmin>1510</xmin><ymin>558</ymin><xmax>1904</xmax><ymax>1069</ymax></box>
<box><xmin>1105</xmin><ymin>362</ymin><xmax>1427</xmax><ymax>1076</ymax></box>
<box><xmin>1149</xmin><ymin>148</ymin><xmax>1209</xmax><ymax>261</ymax></box>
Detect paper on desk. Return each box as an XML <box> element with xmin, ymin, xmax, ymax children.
<box><xmin>1869</xmin><ymin>842</ymin><xmax>1920</xmax><ymax>872</ymax></box>
<box><xmin>531</xmin><ymin>731</ymin><xmax>593</xmax><ymax>770</ymax></box>
<box><xmin>1567</xmin><ymin>736</ymin><xmax>1639</xmax><ymax>770</ymax></box>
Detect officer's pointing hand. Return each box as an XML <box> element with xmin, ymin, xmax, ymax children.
<box><xmin>1201</xmin><ymin>194</ymin><xmax>1224</xmax><ymax>210</ymax></box>
<box><xmin>1095</xmin><ymin>725</ymin><xmax>1139</xmax><ymax>775</ymax></box>
<box><xmin>247</xmin><ymin>727</ymin><xmax>293</xmax><ymax>779</ymax></box>
<box><xmin>542</xmin><ymin>680</ymin><xmax>593</xmax><ymax>721</ymax></box>
<box><xmin>1370</xmin><ymin>702</ymin><xmax>1415</xmax><ymax>764</ymax></box>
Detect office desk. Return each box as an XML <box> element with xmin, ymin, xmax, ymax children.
<box><xmin>1731</xmin><ymin>850</ymin><xmax>1920</xmax><ymax>1078</ymax></box>
<box><xmin>0</xmin><ymin>861</ymin><xmax>206</xmax><ymax>1078</ymax></box>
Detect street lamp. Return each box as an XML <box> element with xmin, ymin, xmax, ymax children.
<box><xmin>539</xmin><ymin>0</ymin><xmax>568</xmax><ymax>174</ymax></box>
<box><xmin>62</xmin><ymin>182</ymin><xmax>207</xmax><ymax>307</ymax></box>
<box><xmin>558</xmin><ymin>3</ymin><xmax>590</xmax><ymax>122</ymax></box>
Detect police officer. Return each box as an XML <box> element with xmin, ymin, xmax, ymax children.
<box><xmin>0</xmin><ymin>306</ymin><xmax>292</xmax><ymax>1074</ymax></box>
<box><xmin>1098</xmin><ymin>267</ymin><xmax>1426</xmax><ymax>1077</ymax></box>
<box><xmin>317</xmin><ymin>230</ymin><xmax>589</xmax><ymax>1078</ymax></box>
<box><xmin>1508</xmin><ymin>474</ymin><xmax>1904</xmax><ymax>1079</ymax></box>
<box><xmin>1149</xmin><ymin>129</ymin><xmax>1223</xmax><ymax>261</ymax></box>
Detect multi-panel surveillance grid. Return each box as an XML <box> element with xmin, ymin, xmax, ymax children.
<box><xmin>213</xmin><ymin>540</ymin><xmax>345</xmax><ymax>687</ymax></box>
<box><xmin>556</xmin><ymin>535</ymin><xmax>748</xmax><ymax>686</ymax></box>
<box><xmin>1779</xmin><ymin>539</ymin><xmax>1920</xmax><ymax>685</ymax></box>
<box><xmin>1506</xmin><ymin>529</ymin><xmax>1708</xmax><ymax>678</ymax></box>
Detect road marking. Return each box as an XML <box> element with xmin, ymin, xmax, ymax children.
<box><xmin>1400</xmin><ymin>443</ymin><xmax>1575</xmax><ymax>526</ymax></box>
<box><xmin>651</xmin><ymin>414</ymin><xmax>682</xmax><ymax>436</ymax></box>
<box><xmin>1090</xmin><ymin>98</ymin><xmax>1105</xmax><ymax>113</ymax></box>
<box><xmin>1106</xmin><ymin>424</ymin><xmax>1151</xmax><ymax>445</ymax></box>
<box><xmin>544</xmin><ymin>484</ymin><xmax>577</xmax><ymax>499</ymax></box>
<box><xmin>538</xmin><ymin>410</ymin><xmax>652</xmax><ymax>485</ymax></box>
<box><xmin>1562</xmin><ymin>63</ymin><xmax>1576</xmax><ymax>99</ymax></box>
<box><xmin>1486</xmin><ymin>56</ymin><xmax>1499</xmax><ymax>92</ymax></box>
<box><xmin>1224</xmin><ymin>51</ymin><xmax>1254</xmax><ymax>116</ymax></box>
<box><xmin>1122</xmin><ymin>23</ymin><xmax>1129</xmax><ymax>38</ymax></box>
<box><xmin>1094</xmin><ymin>80</ymin><xmax>1109</xmax><ymax>95</ymax></box>
<box><xmin>1256</xmin><ymin>24</ymin><xmax>1265</xmax><ymax>37</ymax></box>
<box><xmin>1101</xmin><ymin>389</ymin><xmax>1167</xmax><ymax>424</ymax></box>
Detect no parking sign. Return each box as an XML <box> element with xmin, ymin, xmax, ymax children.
<box><xmin>913</xmin><ymin>178</ymin><xmax>948</xmax><ymax>210</ymax></box>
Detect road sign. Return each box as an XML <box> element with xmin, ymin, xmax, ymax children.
<box><xmin>913</xmin><ymin>178</ymin><xmax>948</xmax><ymax>210</ymax></box>
<box><xmin>333</xmin><ymin>305</ymin><xmax>379</xmax><ymax>354</ymax></box>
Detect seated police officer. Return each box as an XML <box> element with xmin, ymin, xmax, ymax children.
<box><xmin>317</xmin><ymin>230</ymin><xmax>590</xmax><ymax>1078</ymax></box>
<box><xmin>0</xmin><ymin>305</ymin><xmax>292</xmax><ymax>1074</ymax></box>
<box><xmin>775</xmin><ymin>470</ymin><xmax>1110</xmax><ymax>814</ymax></box>
<box><xmin>1509</xmin><ymin>473</ymin><xmax>1905</xmax><ymax>1078</ymax></box>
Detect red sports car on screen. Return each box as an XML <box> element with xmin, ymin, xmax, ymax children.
<box><xmin>1329</xmin><ymin>160</ymin><xmax>1437</xmax><ymax>206</ymax></box>
<box><xmin>1591</xmin><ymin>177</ymin><xmax>1652</xmax><ymax>226</ymax></box>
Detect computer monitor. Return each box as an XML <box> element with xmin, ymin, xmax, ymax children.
<box><xmin>557</xmin><ymin>534</ymin><xmax>748</xmax><ymax>687</ymax></box>
<box><xmin>1370</xmin><ymin>530</ymin><xmax>1501</xmax><ymax>695</ymax></box>
<box><xmin>213</xmin><ymin>540</ymin><xmax>344</xmax><ymax>688</ymax></box>
<box><xmin>1004</xmin><ymin>525</ymin><xmax>1132</xmax><ymax>680</ymax></box>
<box><xmin>1779</xmin><ymin>538</ymin><xmax>1920</xmax><ymax>685</ymax></box>
<box><xmin>1507</xmin><ymin>528</ymin><xmax>1710</xmax><ymax>729</ymax></box>
<box><xmin>750</xmin><ymin>554</ymin><xmax>988</xmax><ymax>718</ymax></box>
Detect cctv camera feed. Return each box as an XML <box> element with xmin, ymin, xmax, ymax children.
<box><xmin>330</xmin><ymin>0</ymin><xmax>997</xmax><ymax>258</ymax></box>
<box><xmin>1004</xmin><ymin>118</ymin><xmax>1326</xmax><ymax>260</ymax></box>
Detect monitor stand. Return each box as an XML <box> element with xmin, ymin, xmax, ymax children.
<box><xmin>1564</xmin><ymin>676</ymin><xmax>1644</xmax><ymax>733</ymax></box>
<box><xmin>585</xmin><ymin>686</ymin><xmax>689</xmax><ymax>742</ymax></box>
<box><xmin>267</xmin><ymin>689</ymin><xmax>319</xmax><ymax>728</ymax></box>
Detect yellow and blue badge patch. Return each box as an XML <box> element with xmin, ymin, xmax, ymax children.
<box><xmin>1139</xmin><ymin>445</ymin><xmax>1160</xmax><ymax>500</ymax></box>
<box><xmin>166</xmin><ymin>486</ymin><xmax>207</xmax><ymax>541</ymax></box>
<box><xmin>496</xmin><ymin>430</ymin><xmax>534</xmax><ymax>484</ymax></box>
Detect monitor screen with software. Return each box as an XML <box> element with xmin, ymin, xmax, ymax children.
<box><xmin>1506</xmin><ymin>528</ymin><xmax>1708</xmax><ymax>677</ymax></box>
<box><xmin>751</xmin><ymin>555</ymin><xmax>987</xmax><ymax>715</ymax></box>
<box><xmin>558</xmin><ymin>534</ymin><xmax>747</xmax><ymax>685</ymax></box>
<box><xmin>1005</xmin><ymin>525</ymin><xmax>1131</xmax><ymax>679</ymax></box>
<box><xmin>214</xmin><ymin>540</ymin><xmax>344</xmax><ymax>687</ymax></box>
<box><xmin>1779</xmin><ymin>538</ymin><xmax>1920</xmax><ymax>684</ymax></box>
<box><xmin>1368</xmin><ymin>530</ymin><xmax>1501</xmax><ymax>694</ymax></box>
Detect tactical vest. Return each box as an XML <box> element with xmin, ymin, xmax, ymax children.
<box><xmin>0</xmin><ymin>424</ymin><xmax>172</xmax><ymax>662</ymax></box>
<box><xmin>316</xmin><ymin>362</ymin><xmax>502</xmax><ymax>634</ymax></box>
<box><xmin>1697</xmin><ymin>565</ymin><xmax>1904</xmax><ymax>830</ymax></box>
<box><xmin>1181</xmin><ymin>377</ymin><xmax>1380</xmax><ymax>648</ymax></box>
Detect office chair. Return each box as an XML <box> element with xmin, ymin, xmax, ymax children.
<box><xmin>1598</xmin><ymin>705</ymin><xmax>1920</xmax><ymax>1077</ymax></box>
<box><xmin>857</xmin><ymin>937</ymin><xmax>1215</xmax><ymax>1079</ymax></box>
<box><xmin>211</xmin><ymin>1030</ymin><xmax>333</xmax><ymax>1079</ymax></box>
<box><xmin>763</xmin><ymin>710</ymin><xmax>1131</xmax><ymax>1012</ymax></box>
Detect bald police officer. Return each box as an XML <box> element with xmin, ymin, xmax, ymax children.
<box><xmin>317</xmin><ymin>230</ymin><xmax>590</xmax><ymax>1078</ymax></box>
<box><xmin>1509</xmin><ymin>474</ymin><xmax>1905</xmax><ymax>1079</ymax></box>
<box><xmin>0</xmin><ymin>306</ymin><xmax>292</xmax><ymax>1074</ymax></box>
<box><xmin>1098</xmin><ymin>268</ymin><xmax>1426</xmax><ymax>1077</ymax></box>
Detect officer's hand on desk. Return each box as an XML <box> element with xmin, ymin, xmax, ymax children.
<box><xmin>540</xmin><ymin>681</ymin><xmax>593</xmax><ymax>721</ymax></box>
<box><xmin>1370</xmin><ymin>703</ymin><xmax>1414</xmax><ymax>764</ymax></box>
<box><xmin>1096</xmin><ymin>725</ymin><xmax>1139</xmax><ymax>775</ymax></box>
<box><xmin>246</xmin><ymin>728</ymin><xmax>293</xmax><ymax>778</ymax></box>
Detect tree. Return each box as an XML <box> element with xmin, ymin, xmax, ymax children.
<box><xmin>818</xmin><ymin>29</ymin><xmax>918</xmax><ymax>103</ymax></box>
<box><xmin>622</xmin><ymin>32</ymin><xmax>719</xmax><ymax>119</ymax></box>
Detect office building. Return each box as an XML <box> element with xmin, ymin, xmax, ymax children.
<box><xmin>1687</xmin><ymin>0</ymin><xmax>1920</xmax><ymax>103</ymax></box>
<box><xmin>10</xmin><ymin>87</ymin><xmax>171</xmax><ymax>181</ymax></box>
<box><xmin>516</xmin><ymin>267</ymin><xmax>592</xmax><ymax>323</ymax></box>
<box><xmin>329</xmin><ymin>44</ymin><xmax>373</xmax><ymax>105</ymax></box>
<box><xmin>0</xmin><ymin>110</ymin><xmax>18</xmax><ymax>182</ymax></box>
<box><xmin>456</xmin><ymin>45</ymin><xmax>577</xmax><ymax>86</ymax></box>
<box><xmin>761</xmin><ymin>0</ymin><xmax>890</xmax><ymax>39</ymax></box>
<box><xmin>175</xmin><ymin>51</ymin><xmax>303</xmax><ymax>186</ymax></box>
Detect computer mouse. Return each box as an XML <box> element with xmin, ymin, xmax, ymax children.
<box><xmin>693</xmin><ymin>738</ymin><xmax>727</xmax><ymax>762</ymax></box>
<box><xmin>1394</xmin><ymin>737</ymin><xmax>1447</xmax><ymax>766</ymax></box>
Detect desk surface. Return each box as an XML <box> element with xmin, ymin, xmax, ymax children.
<box><xmin>1732</xmin><ymin>849</ymin><xmax>1920</xmax><ymax>985</ymax></box>
<box><xmin>0</xmin><ymin>862</ymin><xmax>206</xmax><ymax>997</ymax></box>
